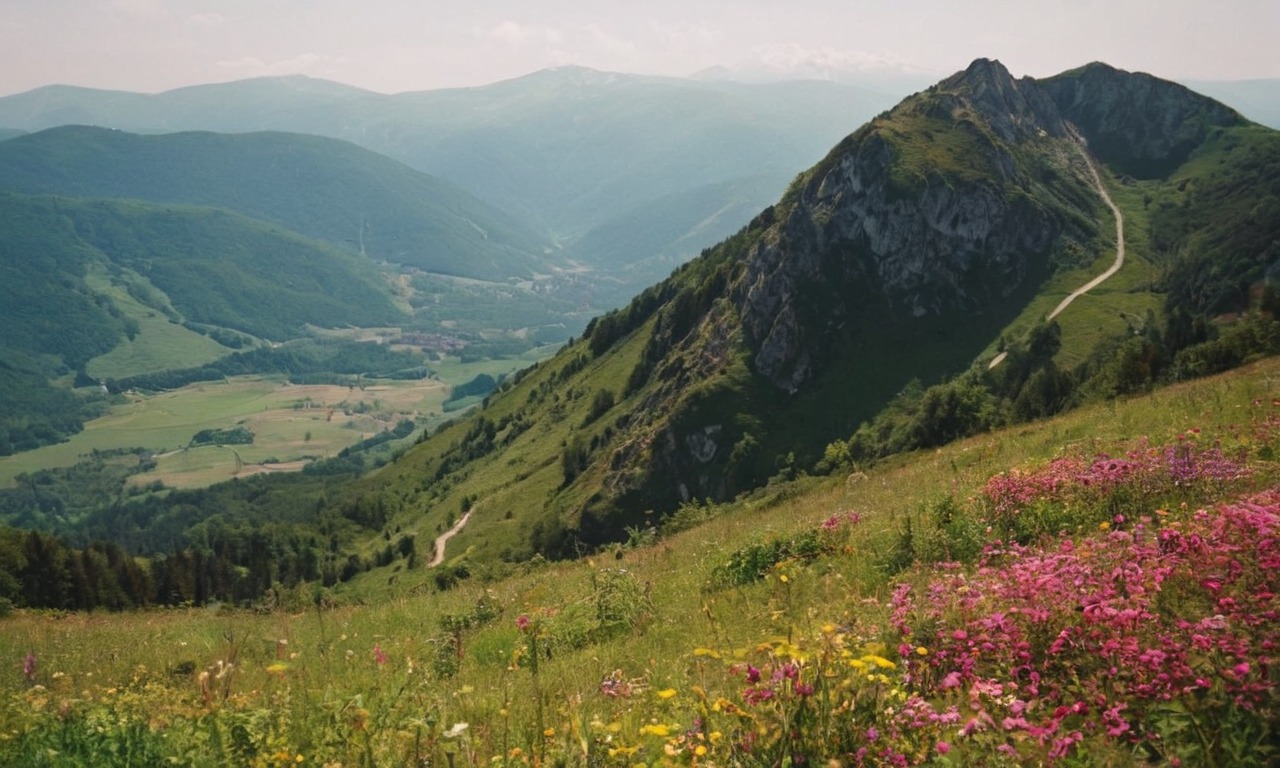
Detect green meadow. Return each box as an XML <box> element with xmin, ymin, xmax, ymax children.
<box><xmin>2</xmin><ymin>356</ymin><xmax>1276</xmax><ymax>767</ymax></box>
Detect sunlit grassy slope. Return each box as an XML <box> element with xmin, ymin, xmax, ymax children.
<box><xmin>2</xmin><ymin>355</ymin><xmax>1276</xmax><ymax>766</ymax></box>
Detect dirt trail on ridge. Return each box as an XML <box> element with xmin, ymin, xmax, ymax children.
<box><xmin>989</xmin><ymin>135</ymin><xmax>1125</xmax><ymax>369</ymax></box>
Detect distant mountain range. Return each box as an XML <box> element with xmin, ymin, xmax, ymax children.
<box><xmin>0</xmin><ymin>68</ymin><xmax>904</xmax><ymax>299</ymax></box>
<box><xmin>2</xmin><ymin>59</ymin><xmax>1279</xmax><ymax>607</ymax></box>
<box><xmin>2</xmin><ymin>62</ymin><xmax>1278</xmax><ymax>512</ymax></box>
<box><xmin>0</xmin><ymin>126</ymin><xmax>554</xmax><ymax>281</ymax></box>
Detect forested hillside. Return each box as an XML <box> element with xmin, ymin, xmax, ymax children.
<box><xmin>0</xmin><ymin>191</ymin><xmax>406</xmax><ymax>453</ymax></box>
<box><xmin>0</xmin><ymin>126</ymin><xmax>554</xmax><ymax>281</ymax></box>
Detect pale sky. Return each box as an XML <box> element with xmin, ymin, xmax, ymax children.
<box><xmin>1</xmin><ymin>0</ymin><xmax>1277</xmax><ymax>96</ymax></box>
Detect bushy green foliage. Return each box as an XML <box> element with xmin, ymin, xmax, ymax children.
<box><xmin>710</xmin><ymin>529</ymin><xmax>827</xmax><ymax>587</ymax></box>
<box><xmin>581</xmin><ymin>388</ymin><xmax>615</xmax><ymax>426</ymax></box>
<box><xmin>105</xmin><ymin>339</ymin><xmax>425</xmax><ymax>393</ymax></box>
<box><xmin>443</xmin><ymin>373</ymin><xmax>498</xmax><ymax>406</ymax></box>
<box><xmin>189</xmin><ymin>427</ymin><xmax>254</xmax><ymax>447</ymax></box>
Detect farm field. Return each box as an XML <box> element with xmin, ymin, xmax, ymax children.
<box><xmin>1</xmin><ymin>341</ymin><xmax>557</xmax><ymax>490</ymax></box>
<box><xmin>0</xmin><ymin>376</ymin><xmax>447</xmax><ymax>490</ymax></box>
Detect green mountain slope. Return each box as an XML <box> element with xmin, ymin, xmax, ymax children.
<box><xmin>0</xmin><ymin>191</ymin><xmax>405</xmax><ymax>453</ymax></box>
<box><xmin>0</xmin><ymin>126</ymin><xmax>554</xmax><ymax>281</ymax></box>
<box><xmin>5</xmin><ymin>60</ymin><xmax>1279</xmax><ymax>598</ymax></box>
<box><xmin>340</xmin><ymin>60</ymin><xmax>1280</xmax><ymax>562</ymax></box>
<box><xmin>1184</xmin><ymin>77</ymin><xmax>1280</xmax><ymax>130</ymax></box>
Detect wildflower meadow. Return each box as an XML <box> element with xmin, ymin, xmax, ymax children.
<box><xmin>1</xmin><ymin>372</ymin><xmax>1277</xmax><ymax>766</ymax></box>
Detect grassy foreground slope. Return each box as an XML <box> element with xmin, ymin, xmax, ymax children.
<box><xmin>2</xmin><ymin>356</ymin><xmax>1277</xmax><ymax>766</ymax></box>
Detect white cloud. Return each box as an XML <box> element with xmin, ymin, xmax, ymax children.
<box><xmin>488</xmin><ymin>20</ymin><xmax>528</xmax><ymax>44</ymax></box>
<box><xmin>484</xmin><ymin>20</ymin><xmax>565</xmax><ymax>47</ymax></box>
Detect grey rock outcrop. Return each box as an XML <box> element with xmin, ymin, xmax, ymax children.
<box><xmin>736</xmin><ymin>59</ymin><xmax>1080</xmax><ymax>391</ymax></box>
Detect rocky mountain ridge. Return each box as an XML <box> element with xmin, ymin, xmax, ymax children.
<box><xmin>737</xmin><ymin>59</ymin><xmax>1089</xmax><ymax>391</ymax></box>
<box><xmin>569</xmin><ymin>58</ymin><xmax>1264</xmax><ymax>531</ymax></box>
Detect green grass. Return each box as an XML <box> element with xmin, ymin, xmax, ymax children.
<box><xmin>880</xmin><ymin>109</ymin><xmax>1000</xmax><ymax>192</ymax></box>
<box><xmin>983</xmin><ymin>162</ymin><xmax>1164</xmax><ymax>370</ymax></box>
<box><xmin>81</xmin><ymin>266</ymin><xmax>232</xmax><ymax>381</ymax></box>
<box><xmin>2</xmin><ymin>356</ymin><xmax>1277</xmax><ymax>766</ymax></box>
<box><xmin>351</xmin><ymin>328</ymin><xmax>651</xmax><ymax>578</ymax></box>
<box><xmin>0</xmin><ymin>377</ymin><xmax>449</xmax><ymax>489</ymax></box>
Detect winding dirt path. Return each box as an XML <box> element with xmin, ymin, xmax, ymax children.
<box><xmin>989</xmin><ymin>137</ymin><xmax>1124</xmax><ymax>369</ymax></box>
<box><xmin>1047</xmin><ymin>141</ymin><xmax>1125</xmax><ymax>320</ymax></box>
<box><xmin>429</xmin><ymin>508</ymin><xmax>473</xmax><ymax>567</ymax></box>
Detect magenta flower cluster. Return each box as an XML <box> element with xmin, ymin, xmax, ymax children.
<box><xmin>892</xmin><ymin>488</ymin><xmax>1278</xmax><ymax>763</ymax></box>
<box><xmin>981</xmin><ymin>436</ymin><xmax>1251</xmax><ymax>536</ymax></box>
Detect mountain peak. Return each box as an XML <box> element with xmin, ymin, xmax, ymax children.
<box><xmin>1039</xmin><ymin>61</ymin><xmax>1247</xmax><ymax>177</ymax></box>
<box><xmin>933</xmin><ymin>58</ymin><xmax>1066</xmax><ymax>142</ymax></box>
<box><xmin>951</xmin><ymin>57</ymin><xmax>1015</xmax><ymax>86</ymax></box>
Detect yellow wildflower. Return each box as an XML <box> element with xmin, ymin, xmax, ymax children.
<box><xmin>656</xmin><ymin>688</ymin><xmax>677</xmax><ymax>700</ymax></box>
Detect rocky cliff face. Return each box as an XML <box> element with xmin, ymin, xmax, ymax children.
<box><xmin>1040</xmin><ymin>62</ymin><xmax>1246</xmax><ymax>178</ymax></box>
<box><xmin>586</xmin><ymin>57</ymin><xmax>1251</xmax><ymax>531</ymax></box>
<box><xmin>735</xmin><ymin>59</ymin><xmax>1090</xmax><ymax>392</ymax></box>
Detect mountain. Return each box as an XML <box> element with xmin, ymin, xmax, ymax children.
<box><xmin>0</xmin><ymin>126</ymin><xmax>554</xmax><ymax>281</ymax></box>
<box><xmin>0</xmin><ymin>76</ymin><xmax>380</xmax><ymax>134</ymax></box>
<box><xmin>9</xmin><ymin>59</ymin><xmax>1279</xmax><ymax>582</ymax></box>
<box><xmin>0</xmin><ymin>71</ymin><xmax>903</xmax><ymax>296</ymax></box>
<box><xmin>338</xmin><ymin>59</ymin><xmax>1278</xmax><ymax>560</ymax></box>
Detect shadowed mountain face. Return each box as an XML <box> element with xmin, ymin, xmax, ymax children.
<box><xmin>1041</xmin><ymin>62</ymin><xmax>1247</xmax><ymax>178</ymax></box>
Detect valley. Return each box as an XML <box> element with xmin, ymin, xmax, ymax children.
<box><xmin>0</xmin><ymin>376</ymin><xmax>440</xmax><ymax>491</ymax></box>
<box><xmin>0</xmin><ymin>56</ymin><xmax>1278</xmax><ymax>767</ymax></box>
<box><xmin>0</xmin><ymin>344</ymin><xmax>555</xmax><ymax>492</ymax></box>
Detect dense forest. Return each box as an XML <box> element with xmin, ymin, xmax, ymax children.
<box><xmin>0</xmin><ymin>469</ymin><xmax>418</xmax><ymax>612</ymax></box>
